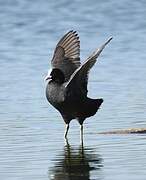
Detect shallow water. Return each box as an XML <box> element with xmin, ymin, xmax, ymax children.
<box><xmin>0</xmin><ymin>0</ymin><xmax>146</xmax><ymax>179</ymax></box>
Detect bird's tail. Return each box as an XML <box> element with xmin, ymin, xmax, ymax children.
<box><xmin>95</xmin><ymin>98</ymin><xmax>103</xmax><ymax>109</ymax></box>
<box><xmin>85</xmin><ymin>98</ymin><xmax>103</xmax><ymax>117</ymax></box>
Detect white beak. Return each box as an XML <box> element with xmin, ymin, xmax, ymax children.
<box><xmin>44</xmin><ymin>75</ymin><xmax>51</xmax><ymax>81</ymax></box>
<box><xmin>44</xmin><ymin>68</ymin><xmax>52</xmax><ymax>81</ymax></box>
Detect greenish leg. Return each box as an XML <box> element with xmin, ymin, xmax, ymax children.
<box><xmin>64</xmin><ymin>124</ymin><xmax>69</xmax><ymax>139</ymax></box>
<box><xmin>80</xmin><ymin>124</ymin><xmax>83</xmax><ymax>144</ymax></box>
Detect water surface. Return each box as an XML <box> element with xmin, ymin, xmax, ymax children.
<box><xmin>0</xmin><ymin>0</ymin><xmax>146</xmax><ymax>179</ymax></box>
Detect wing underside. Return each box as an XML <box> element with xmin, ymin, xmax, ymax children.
<box><xmin>51</xmin><ymin>30</ymin><xmax>81</xmax><ymax>81</ymax></box>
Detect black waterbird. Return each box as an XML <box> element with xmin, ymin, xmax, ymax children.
<box><xmin>45</xmin><ymin>30</ymin><xmax>112</xmax><ymax>139</ymax></box>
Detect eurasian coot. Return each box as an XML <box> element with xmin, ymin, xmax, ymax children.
<box><xmin>45</xmin><ymin>30</ymin><xmax>112</xmax><ymax>139</ymax></box>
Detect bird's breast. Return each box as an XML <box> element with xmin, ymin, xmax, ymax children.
<box><xmin>46</xmin><ymin>83</ymin><xmax>65</xmax><ymax>108</ymax></box>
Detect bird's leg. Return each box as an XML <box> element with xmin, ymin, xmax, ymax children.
<box><xmin>64</xmin><ymin>124</ymin><xmax>69</xmax><ymax>139</ymax></box>
<box><xmin>80</xmin><ymin>124</ymin><xmax>84</xmax><ymax>144</ymax></box>
<box><xmin>64</xmin><ymin>136</ymin><xmax>69</xmax><ymax>146</ymax></box>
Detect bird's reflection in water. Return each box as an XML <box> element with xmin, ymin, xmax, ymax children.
<box><xmin>49</xmin><ymin>139</ymin><xmax>103</xmax><ymax>180</ymax></box>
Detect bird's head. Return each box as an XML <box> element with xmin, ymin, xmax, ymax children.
<box><xmin>45</xmin><ymin>68</ymin><xmax>65</xmax><ymax>84</ymax></box>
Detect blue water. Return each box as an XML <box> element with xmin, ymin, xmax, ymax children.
<box><xmin>0</xmin><ymin>0</ymin><xmax>146</xmax><ymax>179</ymax></box>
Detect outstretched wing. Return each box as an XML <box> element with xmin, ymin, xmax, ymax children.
<box><xmin>51</xmin><ymin>30</ymin><xmax>81</xmax><ymax>81</ymax></box>
<box><xmin>65</xmin><ymin>37</ymin><xmax>113</xmax><ymax>97</ymax></box>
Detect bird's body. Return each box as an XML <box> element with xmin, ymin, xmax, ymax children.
<box><xmin>46</xmin><ymin>81</ymin><xmax>103</xmax><ymax>124</ymax></box>
<box><xmin>45</xmin><ymin>30</ymin><xmax>112</xmax><ymax>139</ymax></box>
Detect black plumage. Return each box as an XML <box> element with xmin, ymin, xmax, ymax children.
<box><xmin>45</xmin><ymin>30</ymin><xmax>112</xmax><ymax>139</ymax></box>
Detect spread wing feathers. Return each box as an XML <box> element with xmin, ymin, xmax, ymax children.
<box><xmin>65</xmin><ymin>37</ymin><xmax>113</xmax><ymax>96</ymax></box>
<box><xmin>57</xmin><ymin>30</ymin><xmax>80</xmax><ymax>60</ymax></box>
<box><xmin>51</xmin><ymin>30</ymin><xmax>81</xmax><ymax>81</ymax></box>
